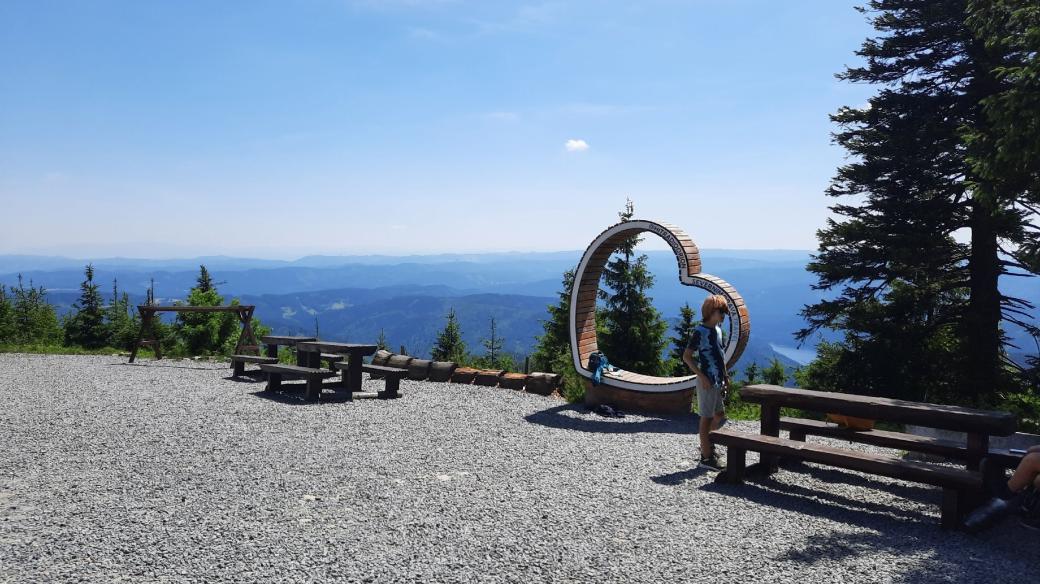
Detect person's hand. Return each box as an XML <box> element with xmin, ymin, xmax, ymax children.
<box><xmin>696</xmin><ymin>374</ymin><xmax>711</xmax><ymax>391</ymax></box>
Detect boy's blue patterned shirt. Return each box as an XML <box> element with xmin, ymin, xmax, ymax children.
<box><xmin>686</xmin><ymin>323</ymin><xmax>726</xmax><ymax>386</ymax></box>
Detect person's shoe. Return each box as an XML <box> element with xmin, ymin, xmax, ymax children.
<box><xmin>698</xmin><ymin>454</ymin><xmax>724</xmax><ymax>472</ymax></box>
<box><xmin>963</xmin><ymin>497</ymin><xmax>1011</xmax><ymax>534</ymax></box>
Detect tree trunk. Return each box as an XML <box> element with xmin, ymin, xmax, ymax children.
<box><xmin>967</xmin><ymin>200</ymin><xmax>1002</xmax><ymax>404</ymax></box>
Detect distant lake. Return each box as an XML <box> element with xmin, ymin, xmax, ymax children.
<box><xmin>769</xmin><ymin>343</ymin><xmax>817</xmax><ymax>366</ymax></box>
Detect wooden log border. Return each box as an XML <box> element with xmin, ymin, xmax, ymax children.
<box><xmin>568</xmin><ymin>219</ymin><xmax>751</xmax><ymax>393</ymax></box>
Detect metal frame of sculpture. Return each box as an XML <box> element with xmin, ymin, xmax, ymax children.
<box><xmin>569</xmin><ymin>219</ymin><xmax>750</xmax><ymax>394</ymax></box>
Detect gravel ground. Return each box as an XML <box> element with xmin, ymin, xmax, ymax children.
<box><xmin>0</xmin><ymin>354</ymin><xmax>1036</xmax><ymax>583</ymax></box>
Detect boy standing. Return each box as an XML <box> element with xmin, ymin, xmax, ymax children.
<box><xmin>682</xmin><ymin>295</ymin><xmax>730</xmax><ymax>471</ymax></box>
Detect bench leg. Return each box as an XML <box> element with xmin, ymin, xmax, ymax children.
<box><xmin>233</xmin><ymin>360</ymin><xmax>245</xmax><ymax>377</ymax></box>
<box><xmin>305</xmin><ymin>377</ymin><xmax>322</xmax><ymax>402</ymax></box>
<box><xmin>789</xmin><ymin>430</ymin><xmax>806</xmax><ymax>442</ymax></box>
<box><xmin>720</xmin><ymin>447</ymin><xmax>746</xmax><ymax>484</ymax></box>
<box><xmin>381</xmin><ymin>376</ymin><xmax>400</xmax><ymax>399</ymax></box>
<box><xmin>941</xmin><ymin>488</ymin><xmax>962</xmax><ymax>530</ymax></box>
<box><xmin>266</xmin><ymin>372</ymin><xmax>282</xmax><ymax>393</ymax></box>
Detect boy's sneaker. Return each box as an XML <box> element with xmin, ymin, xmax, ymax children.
<box><xmin>698</xmin><ymin>454</ymin><xmax>724</xmax><ymax>472</ymax></box>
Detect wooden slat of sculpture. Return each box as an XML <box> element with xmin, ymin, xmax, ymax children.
<box><xmin>568</xmin><ymin>219</ymin><xmax>751</xmax><ymax>396</ymax></box>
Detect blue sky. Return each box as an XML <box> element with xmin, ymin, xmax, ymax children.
<box><xmin>0</xmin><ymin>1</ymin><xmax>875</xmax><ymax>258</ymax></box>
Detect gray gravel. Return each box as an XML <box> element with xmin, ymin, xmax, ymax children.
<box><xmin>1</xmin><ymin>354</ymin><xmax>1036</xmax><ymax>583</ymax></box>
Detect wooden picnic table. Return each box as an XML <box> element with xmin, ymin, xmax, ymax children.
<box><xmin>739</xmin><ymin>384</ymin><xmax>1018</xmax><ymax>472</ymax></box>
<box><xmin>712</xmin><ymin>384</ymin><xmax>1020</xmax><ymax>529</ymax></box>
<box><xmin>296</xmin><ymin>342</ymin><xmax>377</xmax><ymax>392</ymax></box>
<box><xmin>260</xmin><ymin>335</ymin><xmax>317</xmax><ymax>365</ymax></box>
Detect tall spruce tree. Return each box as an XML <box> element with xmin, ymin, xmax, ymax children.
<box><xmin>798</xmin><ymin>0</ymin><xmax>1038</xmax><ymax>403</ymax></box>
<box><xmin>481</xmin><ymin>316</ymin><xmax>504</xmax><ymax>369</ymax></box>
<box><xmin>598</xmin><ymin>199</ymin><xmax>668</xmax><ymax>374</ymax></box>
<box><xmin>668</xmin><ymin>302</ymin><xmax>698</xmax><ymax>377</ymax></box>
<box><xmin>966</xmin><ymin>0</ymin><xmax>1040</xmax><ymax>366</ymax></box>
<box><xmin>64</xmin><ymin>264</ymin><xmax>109</xmax><ymax>349</ymax></box>
<box><xmin>196</xmin><ymin>265</ymin><xmax>215</xmax><ymax>293</ymax></box>
<box><xmin>431</xmin><ymin>307</ymin><xmax>467</xmax><ymax>364</ymax></box>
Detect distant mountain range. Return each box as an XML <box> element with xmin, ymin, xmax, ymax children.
<box><xmin>6</xmin><ymin>250</ymin><xmax>1037</xmax><ymax>370</ymax></box>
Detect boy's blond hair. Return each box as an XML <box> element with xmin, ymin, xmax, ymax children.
<box><xmin>701</xmin><ymin>294</ymin><xmax>730</xmax><ymax>322</ymax></box>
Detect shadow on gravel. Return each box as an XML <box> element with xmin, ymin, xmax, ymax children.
<box><xmin>226</xmin><ymin>372</ymin><xmax>266</xmax><ymax>383</ymax></box>
<box><xmin>779</xmin><ymin>461</ymin><xmax>937</xmax><ymax>504</ymax></box>
<box><xmin>651</xmin><ymin>467</ymin><xmax>712</xmax><ymax>485</ymax></box>
<box><xmin>700</xmin><ymin>466</ymin><xmax>937</xmax><ymax>528</ymax></box>
<box><xmin>249</xmin><ymin>382</ymin><xmax>354</xmax><ymax>405</ymax></box>
<box><xmin>524</xmin><ymin>404</ymin><xmax>696</xmax><ymax>435</ymax></box>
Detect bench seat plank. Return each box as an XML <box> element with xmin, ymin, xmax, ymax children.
<box><xmin>259</xmin><ymin>363</ymin><xmax>335</xmax><ymax>401</ymax></box>
<box><xmin>229</xmin><ymin>354</ymin><xmax>279</xmax><ymax>376</ymax></box>
<box><xmin>357</xmin><ymin>364</ymin><xmax>409</xmax><ymax>377</ymax></box>
<box><xmin>780</xmin><ymin>417</ymin><xmax>1027</xmax><ymax>469</ymax></box>
<box><xmin>231</xmin><ymin>355</ymin><xmax>280</xmax><ymax>364</ymax></box>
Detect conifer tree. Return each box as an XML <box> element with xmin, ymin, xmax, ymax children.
<box><xmin>431</xmin><ymin>307</ymin><xmax>467</xmax><ymax>364</ymax></box>
<box><xmin>0</xmin><ymin>285</ymin><xmax>15</xmax><ymax>344</ymax></box>
<box><xmin>64</xmin><ymin>264</ymin><xmax>109</xmax><ymax>349</ymax></box>
<box><xmin>176</xmin><ymin>265</ymin><xmax>236</xmax><ymax>355</ymax></box>
<box><xmin>376</xmin><ymin>328</ymin><xmax>389</xmax><ymax>351</ymax></box>
<box><xmin>11</xmin><ymin>275</ymin><xmax>62</xmax><ymax>345</ymax></box>
<box><xmin>668</xmin><ymin>302</ymin><xmax>698</xmax><ymax>377</ymax></box>
<box><xmin>196</xmin><ymin>265</ymin><xmax>214</xmax><ymax>293</ymax></box>
<box><xmin>763</xmin><ymin>358</ymin><xmax>788</xmax><ymax>386</ymax></box>
<box><xmin>743</xmin><ymin>362</ymin><xmax>761</xmax><ymax>386</ymax></box>
<box><xmin>798</xmin><ymin>0</ymin><xmax>1038</xmax><ymax>403</ymax></box>
<box><xmin>531</xmin><ymin>269</ymin><xmax>575</xmax><ymax>373</ymax></box>
<box><xmin>598</xmin><ymin>199</ymin><xmax>668</xmax><ymax>374</ymax></box>
<box><xmin>481</xmin><ymin>316</ymin><xmax>504</xmax><ymax>369</ymax></box>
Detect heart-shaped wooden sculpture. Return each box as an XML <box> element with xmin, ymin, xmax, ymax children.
<box><xmin>569</xmin><ymin>219</ymin><xmax>750</xmax><ymax>405</ymax></box>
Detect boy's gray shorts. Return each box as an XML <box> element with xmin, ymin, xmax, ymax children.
<box><xmin>697</xmin><ymin>383</ymin><xmax>725</xmax><ymax>417</ymax></box>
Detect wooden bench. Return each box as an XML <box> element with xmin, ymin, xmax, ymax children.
<box><xmin>711</xmin><ymin>428</ymin><xmax>983</xmax><ymax>530</ymax></box>
<box><xmin>229</xmin><ymin>354</ymin><xmax>279</xmax><ymax>377</ymax></box>
<box><xmin>259</xmin><ymin>363</ymin><xmax>336</xmax><ymax>401</ymax></box>
<box><xmin>349</xmin><ymin>363</ymin><xmax>408</xmax><ymax>399</ymax></box>
<box><xmin>780</xmin><ymin>417</ymin><xmax>1026</xmax><ymax>469</ymax></box>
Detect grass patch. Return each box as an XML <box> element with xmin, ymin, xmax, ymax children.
<box><xmin>0</xmin><ymin>344</ymin><xmax>129</xmax><ymax>356</ymax></box>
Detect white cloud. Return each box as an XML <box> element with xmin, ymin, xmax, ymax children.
<box><xmin>564</xmin><ymin>139</ymin><xmax>589</xmax><ymax>152</ymax></box>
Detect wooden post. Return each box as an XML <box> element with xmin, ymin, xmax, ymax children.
<box><xmin>266</xmin><ymin>372</ymin><xmax>282</xmax><ymax>393</ymax></box>
<box><xmin>966</xmin><ymin>432</ymin><xmax>988</xmax><ymax>471</ymax></box>
<box><xmin>722</xmin><ymin>447</ymin><xmax>746</xmax><ymax>484</ymax></box>
<box><xmin>940</xmin><ymin>488</ymin><xmax>961</xmax><ymax>530</ymax></box>
<box><xmin>305</xmin><ymin>376</ymin><xmax>322</xmax><ymax>401</ymax></box>
<box><xmin>760</xmin><ymin>399</ymin><xmax>781</xmax><ymax>473</ymax></box>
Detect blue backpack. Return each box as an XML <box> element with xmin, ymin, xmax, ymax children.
<box><xmin>588</xmin><ymin>351</ymin><xmax>611</xmax><ymax>385</ymax></box>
